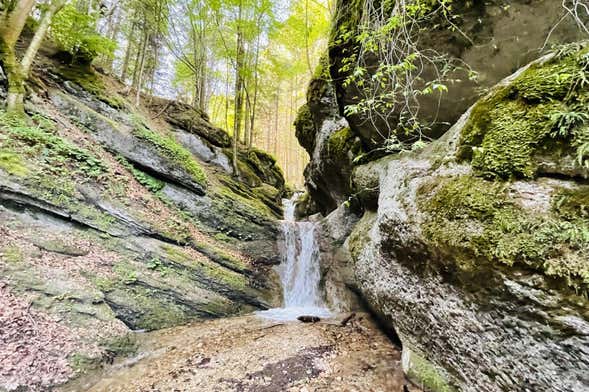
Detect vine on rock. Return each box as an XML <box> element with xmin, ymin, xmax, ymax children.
<box><xmin>339</xmin><ymin>0</ymin><xmax>476</xmax><ymax>151</ymax></box>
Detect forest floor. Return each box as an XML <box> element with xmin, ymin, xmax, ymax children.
<box><xmin>59</xmin><ymin>313</ymin><xmax>420</xmax><ymax>392</ymax></box>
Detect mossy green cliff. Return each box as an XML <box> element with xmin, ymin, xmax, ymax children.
<box><xmin>0</xmin><ymin>53</ymin><xmax>286</xmax><ymax>390</ymax></box>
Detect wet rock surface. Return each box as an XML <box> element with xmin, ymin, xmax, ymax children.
<box><xmin>60</xmin><ymin>314</ymin><xmax>420</xmax><ymax>392</ymax></box>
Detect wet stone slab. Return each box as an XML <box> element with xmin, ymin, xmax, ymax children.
<box><xmin>60</xmin><ymin>313</ymin><xmax>420</xmax><ymax>392</ymax></box>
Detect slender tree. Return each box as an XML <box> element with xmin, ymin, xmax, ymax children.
<box><xmin>1</xmin><ymin>0</ymin><xmax>67</xmax><ymax>113</ymax></box>
<box><xmin>232</xmin><ymin>0</ymin><xmax>245</xmax><ymax>174</ymax></box>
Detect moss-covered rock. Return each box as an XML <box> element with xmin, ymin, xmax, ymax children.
<box><xmin>401</xmin><ymin>345</ymin><xmax>455</xmax><ymax>392</ymax></box>
<box><xmin>553</xmin><ymin>185</ymin><xmax>589</xmax><ymax>220</ymax></box>
<box><xmin>458</xmin><ymin>48</ymin><xmax>589</xmax><ymax>179</ymax></box>
<box><xmin>294</xmin><ymin>104</ymin><xmax>316</xmax><ymax>155</ymax></box>
<box><xmin>145</xmin><ymin>96</ymin><xmax>232</xmax><ymax>148</ymax></box>
<box><xmin>0</xmin><ymin>41</ymin><xmax>286</xmax><ymax>391</ymax></box>
<box><xmin>419</xmin><ymin>175</ymin><xmax>589</xmax><ymax>292</ymax></box>
<box><xmin>334</xmin><ymin>46</ymin><xmax>589</xmax><ymax>392</ymax></box>
<box><xmin>132</xmin><ymin>126</ymin><xmax>208</xmax><ymax>189</ymax></box>
<box><xmin>325</xmin><ymin>127</ymin><xmax>362</xmax><ymax>163</ymax></box>
<box><xmin>54</xmin><ymin>65</ymin><xmax>126</xmax><ymax>109</ymax></box>
<box><xmin>0</xmin><ymin>150</ymin><xmax>28</xmax><ymax>176</ymax></box>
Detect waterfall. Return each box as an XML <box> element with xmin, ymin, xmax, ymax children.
<box><xmin>257</xmin><ymin>195</ymin><xmax>331</xmax><ymax>321</ymax></box>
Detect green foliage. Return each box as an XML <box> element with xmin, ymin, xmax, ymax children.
<box><xmin>420</xmin><ymin>176</ymin><xmax>589</xmax><ymax>292</ymax></box>
<box><xmin>117</xmin><ymin>156</ymin><xmax>165</xmax><ymax>193</ymax></box>
<box><xmin>0</xmin><ymin>111</ymin><xmax>106</xmax><ymax>177</ymax></box>
<box><xmin>50</xmin><ymin>4</ymin><xmax>116</xmax><ymax>63</ymax></box>
<box><xmin>132</xmin><ymin>124</ymin><xmax>207</xmax><ymax>187</ymax></box>
<box><xmin>0</xmin><ymin>150</ymin><xmax>28</xmax><ymax>176</ymax></box>
<box><xmin>147</xmin><ymin>256</ymin><xmax>169</xmax><ymax>276</ymax></box>
<box><xmin>114</xmin><ymin>263</ymin><xmax>139</xmax><ymax>285</ymax></box>
<box><xmin>337</xmin><ymin>0</ymin><xmax>465</xmax><ymax>145</ymax></box>
<box><xmin>459</xmin><ymin>47</ymin><xmax>589</xmax><ymax>178</ymax></box>
<box><xmin>550</xmin><ymin>109</ymin><xmax>589</xmax><ymax>138</ymax></box>
<box><xmin>553</xmin><ymin>186</ymin><xmax>589</xmax><ymax>221</ymax></box>
<box><xmin>131</xmin><ymin>168</ymin><xmax>165</xmax><ymax>193</ymax></box>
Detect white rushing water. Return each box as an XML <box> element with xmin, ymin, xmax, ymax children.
<box><xmin>257</xmin><ymin>196</ymin><xmax>331</xmax><ymax>321</ymax></box>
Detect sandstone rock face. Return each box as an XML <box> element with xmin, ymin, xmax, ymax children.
<box><xmin>314</xmin><ymin>51</ymin><xmax>589</xmax><ymax>391</ymax></box>
<box><xmin>298</xmin><ymin>0</ymin><xmax>587</xmax><ymax>215</ymax></box>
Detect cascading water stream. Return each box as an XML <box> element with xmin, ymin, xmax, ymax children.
<box><xmin>257</xmin><ymin>195</ymin><xmax>331</xmax><ymax>321</ymax></box>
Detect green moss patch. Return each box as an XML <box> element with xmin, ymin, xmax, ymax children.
<box><xmin>420</xmin><ymin>176</ymin><xmax>589</xmax><ymax>293</ymax></box>
<box><xmin>133</xmin><ymin>126</ymin><xmax>207</xmax><ymax>188</ymax></box>
<box><xmin>56</xmin><ymin>65</ymin><xmax>126</xmax><ymax>109</ymax></box>
<box><xmin>458</xmin><ymin>47</ymin><xmax>589</xmax><ymax>179</ymax></box>
<box><xmin>326</xmin><ymin>127</ymin><xmax>362</xmax><ymax>162</ymax></box>
<box><xmin>0</xmin><ymin>150</ymin><xmax>28</xmax><ymax>176</ymax></box>
<box><xmin>294</xmin><ymin>104</ymin><xmax>316</xmax><ymax>153</ymax></box>
<box><xmin>2</xmin><ymin>245</ymin><xmax>25</xmax><ymax>263</ymax></box>
<box><xmin>0</xmin><ymin>112</ymin><xmax>106</xmax><ymax>178</ymax></box>
<box><xmin>404</xmin><ymin>349</ymin><xmax>455</xmax><ymax>392</ymax></box>
<box><xmin>162</xmin><ymin>245</ymin><xmax>248</xmax><ymax>291</ymax></box>
<box><xmin>110</xmin><ymin>285</ymin><xmax>192</xmax><ymax>331</ymax></box>
<box><xmin>553</xmin><ymin>186</ymin><xmax>589</xmax><ymax>220</ymax></box>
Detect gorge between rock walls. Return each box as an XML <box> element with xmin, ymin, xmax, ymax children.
<box><xmin>58</xmin><ymin>197</ymin><xmax>417</xmax><ymax>392</ymax></box>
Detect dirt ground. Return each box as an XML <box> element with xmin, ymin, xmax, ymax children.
<box><xmin>60</xmin><ymin>313</ymin><xmax>421</xmax><ymax>392</ymax></box>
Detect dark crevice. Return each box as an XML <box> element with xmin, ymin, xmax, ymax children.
<box><xmin>121</xmin><ymin>157</ymin><xmax>206</xmax><ymax>197</ymax></box>
<box><xmin>346</xmin><ymin>284</ymin><xmax>403</xmax><ymax>349</ymax></box>
<box><xmin>536</xmin><ymin>171</ymin><xmax>589</xmax><ymax>184</ymax></box>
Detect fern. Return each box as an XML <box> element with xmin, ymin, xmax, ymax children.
<box><xmin>549</xmin><ymin>110</ymin><xmax>589</xmax><ymax>138</ymax></box>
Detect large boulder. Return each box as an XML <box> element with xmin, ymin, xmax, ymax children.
<box><xmin>331</xmin><ymin>0</ymin><xmax>587</xmax><ymax>147</ymax></box>
<box><xmin>298</xmin><ymin>0</ymin><xmax>587</xmax><ymax>214</ymax></box>
<box><xmin>294</xmin><ymin>60</ymin><xmax>364</xmax><ymax>214</ymax></box>
<box><xmin>318</xmin><ymin>48</ymin><xmax>589</xmax><ymax>391</ymax></box>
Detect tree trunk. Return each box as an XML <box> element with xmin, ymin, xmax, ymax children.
<box><xmin>232</xmin><ymin>0</ymin><xmax>244</xmax><ymax>175</ymax></box>
<box><xmin>131</xmin><ymin>29</ymin><xmax>146</xmax><ymax>90</ymax></box>
<box><xmin>21</xmin><ymin>0</ymin><xmax>65</xmax><ymax>74</ymax></box>
<box><xmin>273</xmin><ymin>90</ymin><xmax>279</xmax><ymax>156</ymax></box>
<box><xmin>135</xmin><ymin>31</ymin><xmax>149</xmax><ymax>106</ymax></box>
<box><xmin>225</xmin><ymin>61</ymin><xmax>230</xmax><ymax>131</ymax></box>
<box><xmin>244</xmin><ymin>97</ymin><xmax>250</xmax><ymax>146</ymax></box>
<box><xmin>121</xmin><ymin>20</ymin><xmax>137</xmax><ymax>82</ymax></box>
<box><xmin>1</xmin><ymin>0</ymin><xmax>64</xmax><ymax>113</ymax></box>
<box><xmin>105</xmin><ymin>6</ymin><xmax>122</xmax><ymax>73</ymax></box>
<box><xmin>0</xmin><ymin>0</ymin><xmax>35</xmax><ymax>48</ymax></box>
<box><xmin>249</xmin><ymin>30</ymin><xmax>261</xmax><ymax>150</ymax></box>
<box><xmin>4</xmin><ymin>49</ymin><xmax>25</xmax><ymax>113</ymax></box>
<box><xmin>304</xmin><ymin>0</ymin><xmax>314</xmax><ymax>77</ymax></box>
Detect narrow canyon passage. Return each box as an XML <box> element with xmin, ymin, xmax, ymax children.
<box><xmin>2</xmin><ymin>0</ymin><xmax>589</xmax><ymax>391</ymax></box>
<box><xmin>60</xmin><ymin>196</ymin><xmax>418</xmax><ymax>391</ymax></box>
